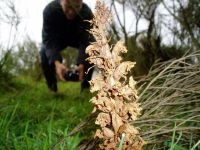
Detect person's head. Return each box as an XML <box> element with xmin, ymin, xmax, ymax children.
<box><xmin>60</xmin><ymin>0</ymin><xmax>83</xmax><ymax>20</ymax></box>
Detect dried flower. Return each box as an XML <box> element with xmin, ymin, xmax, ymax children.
<box><xmin>87</xmin><ymin>0</ymin><xmax>145</xmax><ymax>149</ymax></box>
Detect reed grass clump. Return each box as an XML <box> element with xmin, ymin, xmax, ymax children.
<box><xmin>135</xmin><ymin>52</ymin><xmax>200</xmax><ymax>149</ymax></box>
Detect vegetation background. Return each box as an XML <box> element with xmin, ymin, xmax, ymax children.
<box><xmin>0</xmin><ymin>0</ymin><xmax>200</xmax><ymax>149</ymax></box>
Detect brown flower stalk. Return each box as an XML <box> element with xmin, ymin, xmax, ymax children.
<box><xmin>86</xmin><ymin>0</ymin><xmax>145</xmax><ymax>149</ymax></box>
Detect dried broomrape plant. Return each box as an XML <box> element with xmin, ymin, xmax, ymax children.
<box><xmin>86</xmin><ymin>0</ymin><xmax>145</xmax><ymax>149</ymax></box>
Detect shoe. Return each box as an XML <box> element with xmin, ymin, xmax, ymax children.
<box><xmin>48</xmin><ymin>83</ymin><xmax>58</xmax><ymax>92</ymax></box>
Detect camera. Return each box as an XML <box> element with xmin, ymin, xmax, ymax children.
<box><xmin>64</xmin><ymin>70</ymin><xmax>79</xmax><ymax>81</ymax></box>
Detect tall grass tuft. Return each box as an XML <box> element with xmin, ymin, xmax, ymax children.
<box><xmin>135</xmin><ymin>52</ymin><xmax>200</xmax><ymax>149</ymax></box>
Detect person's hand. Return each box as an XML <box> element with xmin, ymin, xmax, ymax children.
<box><xmin>76</xmin><ymin>64</ymin><xmax>84</xmax><ymax>81</ymax></box>
<box><xmin>54</xmin><ymin>60</ymin><xmax>67</xmax><ymax>81</ymax></box>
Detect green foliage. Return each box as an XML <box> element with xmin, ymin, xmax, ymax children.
<box><xmin>0</xmin><ymin>77</ymin><xmax>93</xmax><ymax>150</ymax></box>
<box><xmin>13</xmin><ymin>37</ymin><xmax>42</xmax><ymax>80</ymax></box>
<box><xmin>60</xmin><ymin>47</ymin><xmax>78</xmax><ymax>69</ymax></box>
<box><xmin>164</xmin><ymin>126</ymin><xmax>200</xmax><ymax>150</ymax></box>
<box><xmin>123</xmin><ymin>35</ymin><xmax>188</xmax><ymax>77</ymax></box>
<box><xmin>124</xmin><ymin>36</ymin><xmax>158</xmax><ymax>76</ymax></box>
<box><xmin>178</xmin><ymin>0</ymin><xmax>200</xmax><ymax>48</ymax></box>
<box><xmin>0</xmin><ymin>72</ymin><xmax>199</xmax><ymax>149</ymax></box>
<box><xmin>164</xmin><ymin>124</ymin><xmax>187</xmax><ymax>150</ymax></box>
<box><xmin>0</xmin><ymin>49</ymin><xmax>15</xmax><ymax>91</ymax></box>
<box><xmin>0</xmin><ymin>37</ymin><xmax>43</xmax><ymax>91</ymax></box>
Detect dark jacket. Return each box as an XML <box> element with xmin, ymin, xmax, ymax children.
<box><xmin>42</xmin><ymin>0</ymin><xmax>94</xmax><ymax>65</ymax></box>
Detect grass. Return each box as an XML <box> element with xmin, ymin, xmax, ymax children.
<box><xmin>1</xmin><ymin>53</ymin><xmax>200</xmax><ymax>150</ymax></box>
<box><xmin>135</xmin><ymin>53</ymin><xmax>200</xmax><ymax>150</ymax></box>
<box><xmin>0</xmin><ymin>77</ymin><xmax>94</xmax><ymax>150</ymax></box>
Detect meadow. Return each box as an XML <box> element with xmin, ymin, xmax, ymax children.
<box><xmin>0</xmin><ymin>78</ymin><xmax>94</xmax><ymax>150</ymax></box>
<box><xmin>1</xmin><ymin>54</ymin><xmax>200</xmax><ymax>150</ymax></box>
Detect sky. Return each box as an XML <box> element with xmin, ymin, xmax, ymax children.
<box><xmin>17</xmin><ymin>0</ymin><xmax>97</xmax><ymax>44</ymax></box>
<box><xmin>0</xmin><ymin>0</ymin><xmax>147</xmax><ymax>48</ymax></box>
<box><xmin>0</xmin><ymin>0</ymin><xmax>96</xmax><ymax>48</ymax></box>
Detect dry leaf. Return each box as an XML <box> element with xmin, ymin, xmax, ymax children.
<box><xmin>113</xmin><ymin>61</ymin><xmax>136</xmax><ymax>81</ymax></box>
<box><xmin>111</xmin><ymin>112</ymin><xmax>124</xmax><ymax>134</ymax></box>
<box><xmin>102</xmin><ymin>127</ymin><xmax>114</xmax><ymax>139</ymax></box>
<box><xmin>95</xmin><ymin>112</ymin><xmax>111</xmax><ymax>127</ymax></box>
<box><xmin>112</xmin><ymin>40</ymin><xmax>127</xmax><ymax>64</ymax></box>
<box><xmin>89</xmin><ymin>74</ymin><xmax>105</xmax><ymax>92</ymax></box>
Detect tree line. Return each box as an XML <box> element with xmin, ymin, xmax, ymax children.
<box><xmin>0</xmin><ymin>0</ymin><xmax>199</xmax><ymax>88</ymax></box>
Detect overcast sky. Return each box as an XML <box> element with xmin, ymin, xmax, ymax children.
<box><xmin>0</xmin><ymin>0</ymin><xmax>147</xmax><ymax>48</ymax></box>
<box><xmin>0</xmin><ymin>0</ymin><xmax>98</xmax><ymax>47</ymax></box>
<box><xmin>17</xmin><ymin>0</ymin><xmax>97</xmax><ymax>43</ymax></box>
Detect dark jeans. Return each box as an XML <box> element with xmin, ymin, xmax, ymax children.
<box><xmin>40</xmin><ymin>46</ymin><xmax>94</xmax><ymax>92</ymax></box>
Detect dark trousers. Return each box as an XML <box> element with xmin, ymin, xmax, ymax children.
<box><xmin>40</xmin><ymin>46</ymin><xmax>94</xmax><ymax>92</ymax></box>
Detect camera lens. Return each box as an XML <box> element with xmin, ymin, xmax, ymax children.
<box><xmin>64</xmin><ymin>70</ymin><xmax>79</xmax><ymax>81</ymax></box>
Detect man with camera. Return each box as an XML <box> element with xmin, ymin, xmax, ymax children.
<box><xmin>40</xmin><ymin>0</ymin><xmax>94</xmax><ymax>92</ymax></box>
